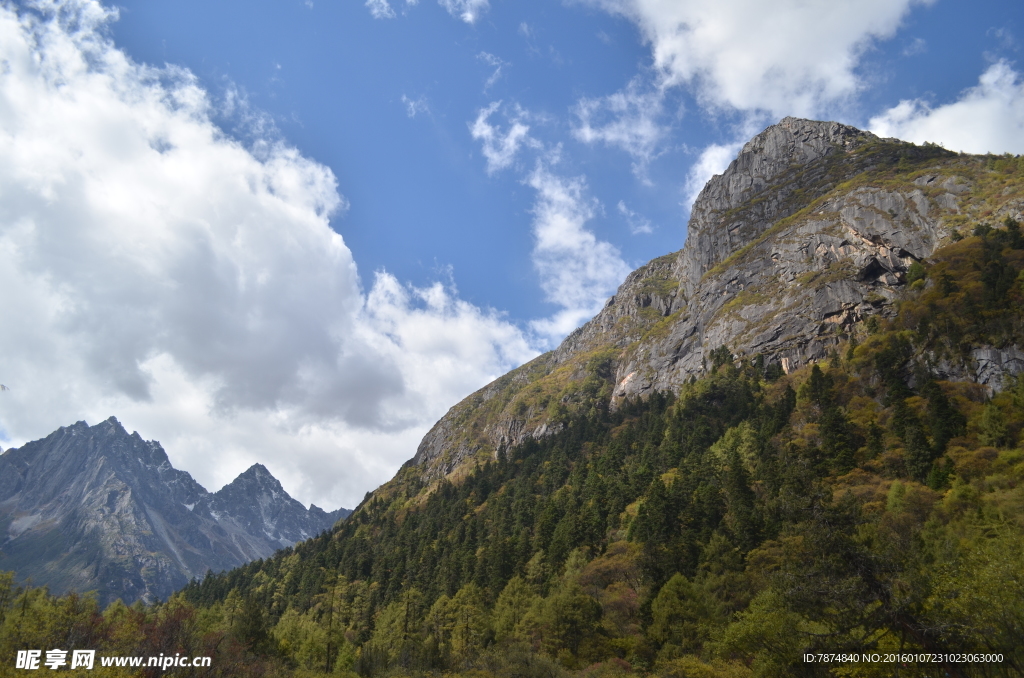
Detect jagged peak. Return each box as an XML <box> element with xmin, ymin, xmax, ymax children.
<box><xmin>678</xmin><ymin>117</ymin><xmax>879</xmax><ymax>293</ymax></box>
<box><xmin>691</xmin><ymin>117</ymin><xmax>873</xmax><ymax>223</ymax></box>
<box><xmin>241</xmin><ymin>462</ymin><xmax>277</xmax><ymax>482</ymax></box>
<box><xmin>0</xmin><ymin>418</ymin><xmax>348</xmax><ymax>605</ymax></box>
<box><xmin>216</xmin><ymin>463</ymin><xmax>286</xmax><ymax>496</ymax></box>
<box><xmin>752</xmin><ymin>116</ymin><xmax>869</xmax><ymax>150</ymax></box>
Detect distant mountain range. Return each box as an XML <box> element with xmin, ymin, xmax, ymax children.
<box><xmin>0</xmin><ymin>417</ymin><xmax>350</xmax><ymax>605</ymax></box>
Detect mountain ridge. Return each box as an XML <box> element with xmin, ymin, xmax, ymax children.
<box><xmin>0</xmin><ymin>416</ymin><xmax>350</xmax><ymax>605</ymax></box>
<box><xmin>406</xmin><ymin>118</ymin><xmax>1022</xmax><ymax>486</ymax></box>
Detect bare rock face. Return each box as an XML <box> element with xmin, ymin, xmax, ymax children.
<box><xmin>406</xmin><ymin>118</ymin><xmax>1023</xmax><ymax>483</ymax></box>
<box><xmin>0</xmin><ymin>418</ymin><xmax>350</xmax><ymax>605</ymax></box>
<box><xmin>676</xmin><ymin>117</ymin><xmax>874</xmax><ymax>294</ymax></box>
<box><xmin>611</xmin><ymin>184</ymin><xmax>953</xmax><ymax>401</ymax></box>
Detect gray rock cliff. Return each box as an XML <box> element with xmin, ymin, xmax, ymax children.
<box><xmin>677</xmin><ymin>117</ymin><xmax>874</xmax><ymax>295</ymax></box>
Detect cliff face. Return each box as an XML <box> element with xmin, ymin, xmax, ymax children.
<box><xmin>404</xmin><ymin>118</ymin><xmax>1024</xmax><ymax>486</ymax></box>
<box><xmin>0</xmin><ymin>418</ymin><xmax>350</xmax><ymax>605</ymax></box>
<box><xmin>676</xmin><ymin>117</ymin><xmax>874</xmax><ymax>295</ymax></box>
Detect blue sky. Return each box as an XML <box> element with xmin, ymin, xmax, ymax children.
<box><xmin>0</xmin><ymin>0</ymin><xmax>1021</xmax><ymax>508</ymax></box>
<box><xmin>109</xmin><ymin>0</ymin><xmax>674</xmax><ymax>322</ymax></box>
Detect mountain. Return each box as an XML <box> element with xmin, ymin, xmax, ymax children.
<box><xmin>409</xmin><ymin>117</ymin><xmax>1021</xmax><ymax>483</ymax></box>
<box><xmin>6</xmin><ymin>119</ymin><xmax>1024</xmax><ymax>675</ymax></box>
<box><xmin>0</xmin><ymin>417</ymin><xmax>350</xmax><ymax>605</ymax></box>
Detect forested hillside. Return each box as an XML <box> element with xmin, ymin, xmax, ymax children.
<box><xmin>3</xmin><ymin>220</ymin><xmax>1022</xmax><ymax>677</ymax></box>
<box><xmin>182</xmin><ymin>221</ymin><xmax>1024</xmax><ymax>678</ymax></box>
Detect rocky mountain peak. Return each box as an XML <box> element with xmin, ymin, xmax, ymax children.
<box><xmin>678</xmin><ymin>117</ymin><xmax>875</xmax><ymax>293</ymax></box>
<box><xmin>219</xmin><ymin>463</ymin><xmax>283</xmax><ymax>492</ymax></box>
<box><xmin>102</xmin><ymin>415</ymin><xmax>124</xmax><ymax>428</ymax></box>
<box><xmin>699</xmin><ymin>117</ymin><xmax>871</xmax><ymax>213</ymax></box>
<box><xmin>213</xmin><ymin>463</ymin><xmax>290</xmax><ymax>511</ymax></box>
<box><xmin>0</xmin><ymin>419</ymin><xmax>351</xmax><ymax>605</ymax></box>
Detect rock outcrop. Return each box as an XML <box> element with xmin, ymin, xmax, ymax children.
<box><xmin>405</xmin><ymin>118</ymin><xmax>1024</xmax><ymax>484</ymax></box>
<box><xmin>676</xmin><ymin>117</ymin><xmax>874</xmax><ymax>294</ymax></box>
<box><xmin>0</xmin><ymin>418</ymin><xmax>350</xmax><ymax>605</ymax></box>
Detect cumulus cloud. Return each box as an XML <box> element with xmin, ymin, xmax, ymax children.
<box><xmin>573</xmin><ymin>79</ymin><xmax>668</xmax><ymax>176</ymax></box>
<box><xmin>362</xmin><ymin>271</ymin><xmax>535</xmax><ymax>420</ymax></box>
<box><xmin>527</xmin><ymin>166</ymin><xmax>633</xmax><ymax>342</ymax></box>
<box><xmin>869</xmin><ymin>60</ymin><xmax>1024</xmax><ymax>154</ymax></box>
<box><xmin>583</xmin><ymin>0</ymin><xmax>931</xmax><ymax>117</ymax></box>
<box><xmin>438</xmin><ymin>0</ymin><xmax>488</xmax><ymax>24</ymax></box>
<box><xmin>0</xmin><ymin>0</ymin><xmax>537</xmax><ymax>508</ymax></box>
<box><xmin>469</xmin><ymin>102</ymin><xmax>538</xmax><ymax>174</ymax></box>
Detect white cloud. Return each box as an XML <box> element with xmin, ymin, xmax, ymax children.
<box><xmin>401</xmin><ymin>94</ymin><xmax>429</xmax><ymax>118</ymax></box>
<box><xmin>438</xmin><ymin>0</ymin><xmax>488</xmax><ymax>24</ymax></box>
<box><xmin>683</xmin><ymin>140</ymin><xmax>745</xmax><ymax>209</ymax></box>
<box><xmin>366</xmin><ymin>0</ymin><xmax>395</xmax><ymax>19</ymax></box>
<box><xmin>465</xmin><ymin>105</ymin><xmax>633</xmax><ymax>344</ymax></box>
<box><xmin>526</xmin><ymin>166</ymin><xmax>633</xmax><ymax>342</ymax></box>
<box><xmin>469</xmin><ymin>102</ymin><xmax>538</xmax><ymax>174</ymax></box>
<box><xmin>990</xmin><ymin>27</ymin><xmax>1016</xmax><ymax>51</ymax></box>
<box><xmin>617</xmin><ymin>200</ymin><xmax>653</xmax><ymax>235</ymax></box>
<box><xmin>584</xmin><ymin>0</ymin><xmax>931</xmax><ymax>117</ymax></box>
<box><xmin>477</xmin><ymin>51</ymin><xmax>508</xmax><ymax>91</ymax></box>
<box><xmin>869</xmin><ymin>60</ymin><xmax>1024</xmax><ymax>155</ymax></box>
<box><xmin>573</xmin><ymin>79</ymin><xmax>668</xmax><ymax>177</ymax></box>
<box><xmin>902</xmin><ymin>37</ymin><xmax>927</xmax><ymax>57</ymax></box>
<box><xmin>0</xmin><ymin>0</ymin><xmax>538</xmax><ymax>509</ymax></box>
<box><xmin>366</xmin><ymin>0</ymin><xmax>421</xmax><ymax>19</ymax></box>
<box><xmin>362</xmin><ymin>272</ymin><xmax>535</xmax><ymax>422</ymax></box>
